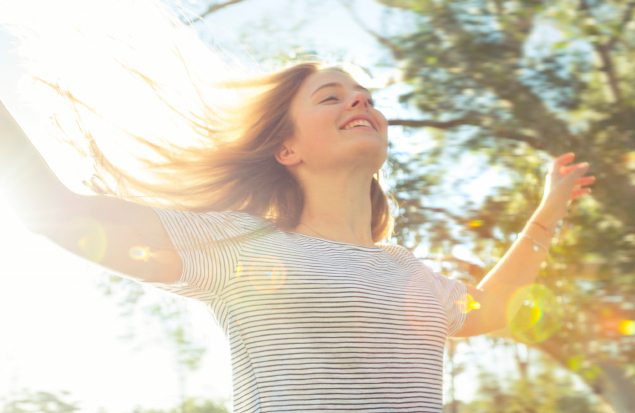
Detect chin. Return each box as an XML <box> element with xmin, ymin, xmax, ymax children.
<box><xmin>351</xmin><ymin>139</ymin><xmax>387</xmax><ymax>170</ymax></box>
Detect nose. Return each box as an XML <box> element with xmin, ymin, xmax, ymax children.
<box><xmin>348</xmin><ymin>92</ymin><xmax>370</xmax><ymax>109</ymax></box>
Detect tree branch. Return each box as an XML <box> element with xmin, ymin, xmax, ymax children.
<box><xmin>605</xmin><ymin>1</ymin><xmax>635</xmax><ymax>51</ymax></box>
<box><xmin>387</xmin><ymin>119</ymin><xmax>547</xmax><ymax>148</ymax></box>
<box><xmin>419</xmin><ymin>206</ymin><xmax>465</xmax><ymax>223</ymax></box>
<box><xmin>491</xmin><ymin>129</ymin><xmax>546</xmax><ymax>150</ymax></box>
<box><xmin>594</xmin><ymin>43</ymin><xmax>622</xmax><ymax>103</ymax></box>
<box><xmin>388</xmin><ymin>118</ymin><xmax>475</xmax><ymax>129</ymax></box>
<box><xmin>186</xmin><ymin>0</ymin><xmax>248</xmax><ymax>25</ymax></box>
<box><xmin>579</xmin><ymin>0</ymin><xmax>623</xmax><ymax>104</ymax></box>
<box><xmin>388</xmin><ymin>118</ymin><xmax>551</xmax><ymax>150</ymax></box>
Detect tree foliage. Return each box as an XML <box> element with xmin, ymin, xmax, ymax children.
<box><xmin>451</xmin><ymin>363</ymin><xmax>602</xmax><ymax>413</ymax></box>
<box><xmin>0</xmin><ymin>390</ymin><xmax>228</xmax><ymax>413</ymax></box>
<box><xmin>130</xmin><ymin>397</ymin><xmax>228</xmax><ymax>413</ymax></box>
<box><xmin>0</xmin><ymin>390</ymin><xmax>78</xmax><ymax>413</ymax></box>
<box><xmin>362</xmin><ymin>0</ymin><xmax>635</xmax><ymax>410</ymax></box>
<box><xmin>98</xmin><ymin>274</ymin><xmax>208</xmax><ymax>372</ymax></box>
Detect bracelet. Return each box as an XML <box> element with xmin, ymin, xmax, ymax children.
<box><xmin>518</xmin><ymin>232</ymin><xmax>549</xmax><ymax>254</ymax></box>
<box><xmin>530</xmin><ymin>221</ymin><xmax>549</xmax><ymax>233</ymax></box>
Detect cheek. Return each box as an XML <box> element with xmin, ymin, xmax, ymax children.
<box><xmin>375</xmin><ymin>110</ymin><xmax>389</xmax><ymax>132</ymax></box>
<box><xmin>294</xmin><ymin>118</ymin><xmax>336</xmax><ymax>157</ymax></box>
<box><xmin>299</xmin><ymin>111</ymin><xmax>339</xmax><ymax>144</ymax></box>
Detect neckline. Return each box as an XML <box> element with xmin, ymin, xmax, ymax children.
<box><xmin>288</xmin><ymin>231</ymin><xmax>386</xmax><ymax>252</ymax></box>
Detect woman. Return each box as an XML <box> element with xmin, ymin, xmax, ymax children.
<box><xmin>0</xmin><ymin>60</ymin><xmax>593</xmax><ymax>411</ymax></box>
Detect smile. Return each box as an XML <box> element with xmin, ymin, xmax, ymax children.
<box><xmin>343</xmin><ymin>119</ymin><xmax>374</xmax><ymax>130</ymax></box>
<box><xmin>340</xmin><ymin>116</ymin><xmax>377</xmax><ymax>131</ymax></box>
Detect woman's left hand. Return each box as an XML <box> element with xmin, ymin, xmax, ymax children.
<box><xmin>538</xmin><ymin>152</ymin><xmax>595</xmax><ymax>227</ymax></box>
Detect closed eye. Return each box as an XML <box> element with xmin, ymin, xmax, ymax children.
<box><xmin>320</xmin><ymin>96</ymin><xmax>338</xmax><ymax>103</ymax></box>
<box><xmin>320</xmin><ymin>96</ymin><xmax>375</xmax><ymax>106</ymax></box>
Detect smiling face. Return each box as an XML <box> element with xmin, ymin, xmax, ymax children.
<box><xmin>279</xmin><ymin>69</ymin><xmax>388</xmax><ymax>175</ymax></box>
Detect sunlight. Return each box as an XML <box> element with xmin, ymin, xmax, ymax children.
<box><xmin>618</xmin><ymin>320</ymin><xmax>635</xmax><ymax>336</ymax></box>
<box><xmin>0</xmin><ymin>193</ymin><xmax>90</xmax><ymax>277</ymax></box>
<box><xmin>455</xmin><ymin>293</ymin><xmax>481</xmax><ymax>314</ymax></box>
<box><xmin>508</xmin><ymin>284</ymin><xmax>563</xmax><ymax>344</ymax></box>
<box><xmin>0</xmin><ymin>196</ymin><xmax>48</xmax><ymax>276</ymax></box>
<box><xmin>246</xmin><ymin>256</ymin><xmax>287</xmax><ymax>293</ymax></box>
<box><xmin>1</xmin><ymin>0</ymin><xmax>252</xmax><ymax>192</ymax></box>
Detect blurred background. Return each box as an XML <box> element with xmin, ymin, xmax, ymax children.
<box><xmin>0</xmin><ymin>0</ymin><xmax>634</xmax><ymax>412</ymax></box>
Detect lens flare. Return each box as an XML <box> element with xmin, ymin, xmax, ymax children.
<box><xmin>128</xmin><ymin>246</ymin><xmax>177</xmax><ymax>264</ymax></box>
<box><xmin>619</xmin><ymin>320</ymin><xmax>635</xmax><ymax>335</ymax></box>
<box><xmin>129</xmin><ymin>246</ymin><xmax>151</xmax><ymax>261</ymax></box>
<box><xmin>623</xmin><ymin>151</ymin><xmax>635</xmax><ymax>167</ymax></box>
<box><xmin>455</xmin><ymin>293</ymin><xmax>481</xmax><ymax>314</ymax></box>
<box><xmin>72</xmin><ymin>217</ymin><xmax>107</xmax><ymax>263</ymax></box>
<box><xmin>508</xmin><ymin>284</ymin><xmax>562</xmax><ymax>343</ymax></box>
<box><xmin>567</xmin><ymin>355</ymin><xmax>584</xmax><ymax>371</ymax></box>
<box><xmin>247</xmin><ymin>256</ymin><xmax>287</xmax><ymax>293</ymax></box>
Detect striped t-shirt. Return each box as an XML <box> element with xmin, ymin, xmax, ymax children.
<box><xmin>148</xmin><ymin>209</ymin><xmax>467</xmax><ymax>413</ymax></box>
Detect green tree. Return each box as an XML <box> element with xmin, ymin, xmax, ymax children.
<box><xmin>347</xmin><ymin>0</ymin><xmax>635</xmax><ymax>411</ymax></box>
<box><xmin>97</xmin><ymin>274</ymin><xmax>209</xmax><ymax>412</ymax></box>
<box><xmin>0</xmin><ymin>390</ymin><xmax>79</xmax><ymax>413</ymax></box>
<box><xmin>130</xmin><ymin>397</ymin><xmax>228</xmax><ymax>413</ymax></box>
<box><xmin>449</xmin><ymin>342</ymin><xmax>603</xmax><ymax>413</ymax></box>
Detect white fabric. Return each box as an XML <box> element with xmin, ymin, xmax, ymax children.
<box><xmin>148</xmin><ymin>209</ymin><xmax>467</xmax><ymax>413</ymax></box>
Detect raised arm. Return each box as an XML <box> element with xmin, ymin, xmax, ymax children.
<box><xmin>0</xmin><ymin>100</ymin><xmax>181</xmax><ymax>284</ymax></box>
<box><xmin>455</xmin><ymin>153</ymin><xmax>594</xmax><ymax>337</ymax></box>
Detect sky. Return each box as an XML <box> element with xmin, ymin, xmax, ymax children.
<box><xmin>0</xmin><ymin>0</ymin><xmax>561</xmax><ymax>411</ymax></box>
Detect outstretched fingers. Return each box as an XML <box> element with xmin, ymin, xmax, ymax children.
<box><xmin>555</xmin><ymin>152</ymin><xmax>576</xmax><ymax>164</ymax></box>
<box><xmin>575</xmin><ymin>176</ymin><xmax>596</xmax><ymax>187</ymax></box>
<box><xmin>549</xmin><ymin>153</ymin><xmax>595</xmax><ymax>200</ymax></box>
<box><xmin>551</xmin><ymin>153</ymin><xmax>576</xmax><ymax>177</ymax></box>
<box><xmin>570</xmin><ymin>187</ymin><xmax>592</xmax><ymax>200</ymax></box>
<box><xmin>570</xmin><ymin>175</ymin><xmax>595</xmax><ymax>200</ymax></box>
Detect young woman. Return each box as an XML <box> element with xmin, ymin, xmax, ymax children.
<box><xmin>0</xmin><ymin>62</ymin><xmax>594</xmax><ymax>411</ymax></box>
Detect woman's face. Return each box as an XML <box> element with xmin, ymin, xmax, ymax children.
<box><xmin>284</xmin><ymin>69</ymin><xmax>388</xmax><ymax>174</ymax></box>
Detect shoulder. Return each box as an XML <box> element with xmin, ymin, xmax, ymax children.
<box><xmin>221</xmin><ymin>210</ymin><xmax>272</xmax><ymax>226</ymax></box>
<box><xmin>380</xmin><ymin>243</ymin><xmax>411</xmax><ymax>255</ymax></box>
<box><xmin>158</xmin><ymin>209</ymin><xmax>271</xmax><ymax>228</ymax></box>
<box><xmin>380</xmin><ymin>244</ymin><xmax>444</xmax><ymax>279</ymax></box>
<box><xmin>217</xmin><ymin>211</ymin><xmax>279</xmax><ymax>238</ymax></box>
<box><xmin>380</xmin><ymin>243</ymin><xmax>420</xmax><ymax>265</ymax></box>
<box><xmin>152</xmin><ymin>208</ymin><xmax>277</xmax><ymax>243</ymax></box>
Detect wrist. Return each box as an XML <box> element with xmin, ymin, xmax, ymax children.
<box><xmin>521</xmin><ymin>210</ymin><xmax>559</xmax><ymax>244</ymax></box>
<box><xmin>517</xmin><ymin>232</ymin><xmax>550</xmax><ymax>254</ymax></box>
<box><xmin>531</xmin><ymin>203</ymin><xmax>562</xmax><ymax>232</ymax></box>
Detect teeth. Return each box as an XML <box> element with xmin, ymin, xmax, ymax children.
<box><xmin>343</xmin><ymin>119</ymin><xmax>373</xmax><ymax>130</ymax></box>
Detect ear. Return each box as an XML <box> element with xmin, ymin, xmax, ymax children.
<box><xmin>275</xmin><ymin>139</ymin><xmax>302</xmax><ymax>166</ymax></box>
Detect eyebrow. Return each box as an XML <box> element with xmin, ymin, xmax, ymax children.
<box><xmin>310</xmin><ymin>82</ymin><xmax>371</xmax><ymax>97</ymax></box>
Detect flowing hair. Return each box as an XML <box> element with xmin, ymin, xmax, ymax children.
<box><xmin>1</xmin><ymin>0</ymin><xmax>393</xmax><ymax>242</ymax></box>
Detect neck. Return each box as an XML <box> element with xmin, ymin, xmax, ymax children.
<box><xmin>293</xmin><ymin>170</ymin><xmax>376</xmax><ymax>248</ymax></box>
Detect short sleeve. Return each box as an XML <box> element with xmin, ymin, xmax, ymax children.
<box><xmin>428</xmin><ymin>270</ymin><xmax>468</xmax><ymax>337</ymax></box>
<box><xmin>146</xmin><ymin>208</ymin><xmax>247</xmax><ymax>303</ymax></box>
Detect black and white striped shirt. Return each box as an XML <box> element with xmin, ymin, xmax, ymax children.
<box><xmin>149</xmin><ymin>209</ymin><xmax>467</xmax><ymax>413</ymax></box>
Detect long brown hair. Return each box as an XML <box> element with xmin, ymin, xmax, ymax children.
<box><xmin>49</xmin><ymin>62</ymin><xmax>394</xmax><ymax>242</ymax></box>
